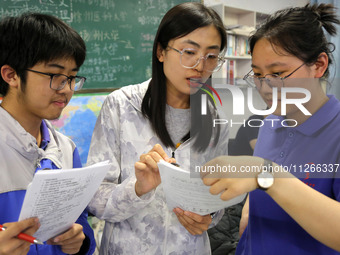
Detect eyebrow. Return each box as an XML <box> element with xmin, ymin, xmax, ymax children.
<box><xmin>47</xmin><ymin>63</ymin><xmax>79</xmax><ymax>72</ymax></box>
<box><xmin>181</xmin><ymin>39</ymin><xmax>220</xmax><ymax>50</ymax></box>
<box><xmin>251</xmin><ymin>62</ymin><xmax>289</xmax><ymax>69</ymax></box>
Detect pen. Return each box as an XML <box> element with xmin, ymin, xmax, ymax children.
<box><xmin>171</xmin><ymin>162</ymin><xmax>180</xmax><ymax>167</ymax></box>
<box><xmin>0</xmin><ymin>224</ymin><xmax>44</xmax><ymax>245</ymax></box>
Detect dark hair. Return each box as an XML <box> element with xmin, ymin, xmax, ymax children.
<box><xmin>0</xmin><ymin>12</ymin><xmax>86</xmax><ymax>96</ymax></box>
<box><xmin>249</xmin><ymin>3</ymin><xmax>340</xmax><ymax>78</ymax></box>
<box><xmin>141</xmin><ymin>2</ymin><xmax>227</xmax><ymax>151</ymax></box>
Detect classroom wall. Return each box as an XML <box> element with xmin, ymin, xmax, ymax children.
<box><xmin>204</xmin><ymin>0</ymin><xmax>310</xmax><ymax>13</ymax></box>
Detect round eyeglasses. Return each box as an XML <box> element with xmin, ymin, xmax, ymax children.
<box><xmin>243</xmin><ymin>63</ymin><xmax>305</xmax><ymax>90</ymax></box>
<box><xmin>26</xmin><ymin>69</ymin><xmax>86</xmax><ymax>91</ymax></box>
<box><xmin>168</xmin><ymin>46</ymin><xmax>225</xmax><ymax>73</ymax></box>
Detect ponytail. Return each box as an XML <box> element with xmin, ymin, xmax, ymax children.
<box><xmin>310</xmin><ymin>3</ymin><xmax>339</xmax><ymax>36</ymax></box>
<box><xmin>249</xmin><ymin>3</ymin><xmax>340</xmax><ymax>78</ymax></box>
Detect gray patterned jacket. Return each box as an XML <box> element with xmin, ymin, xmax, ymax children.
<box><xmin>87</xmin><ymin>80</ymin><xmax>229</xmax><ymax>255</ymax></box>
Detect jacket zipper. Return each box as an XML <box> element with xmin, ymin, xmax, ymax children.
<box><xmin>163</xmin><ymin>208</ymin><xmax>170</xmax><ymax>255</ymax></box>
<box><xmin>36</xmin><ymin>158</ymin><xmax>41</xmax><ymax>169</ymax></box>
<box><xmin>163</xmin><ymin>147</ymin><xmax>175</xmax><ymax>254</ymax></box>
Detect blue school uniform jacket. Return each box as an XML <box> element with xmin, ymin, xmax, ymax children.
<box><xmin>0</xmin><ymin>107</ymin><xmax>96</xmax><ymax>255</ymax></box>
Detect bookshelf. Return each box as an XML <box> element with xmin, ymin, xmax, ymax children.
<box><xmin>210</xmin><ymin>4</ymin><xmax>269</xmax><ymax>86</ymax></box>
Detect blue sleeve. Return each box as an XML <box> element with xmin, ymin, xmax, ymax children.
<box><xmin>73</xmin><ymin>147</ymin><xmax>82</xmax><ymax>168</ymax></box>
<box><xmin>75</xmin><ymin>210</ymin><xmax>96</xmax><ymax>255</ymax></box>
<box><xmin>73</xmin><ymin>147</ymin><xmax>96</xmax><ymax>255</ymax></box>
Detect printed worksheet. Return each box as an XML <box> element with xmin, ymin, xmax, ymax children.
<box><xmin>19</xmin><ymin>161</ymin><xmax>110</xmax><ymax>242</ymax></box>
<box><xmin>158</xmin><ymin>160</ymin><xmax>246</xmax><ymax>215</ymax></box>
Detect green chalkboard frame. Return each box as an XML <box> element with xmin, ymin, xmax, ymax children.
<box><xmin>0</xmin><ymin>0</ymin><xmax>200</xmax><ymax>91</ymax></box>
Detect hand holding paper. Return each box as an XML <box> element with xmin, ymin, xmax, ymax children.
<box><xmin>19</xmin><ymin>161</ymin><xmax>110</xmax><ymax>242</ymax></box>
<box><xmin>173</xmin><ymin>208</ymin><xmax>212</xmax><ymax>235</ymax></box>
<box><xmin>158</xmin><ymin>160</ymin><xmax>246</xmax><ymax>215</ymax></box>
<box><xmin>47</xmin><ymin>223</ymin><xmax>85</xmax><ymax>254</ymax></box>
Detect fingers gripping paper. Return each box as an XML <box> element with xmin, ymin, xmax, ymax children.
<box><xmin>19</xmin><ymin>161</ymin><xmax>110</xmax><ymax>242</ymax></box>
<box><xmin>158</xmin><ymin>160</ymin><xmax>246</xmax><ymax>215</ymax></box>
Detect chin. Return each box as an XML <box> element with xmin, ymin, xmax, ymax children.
<box><xmin>189</xmin><ymin>87</ymin><xmax>200</xmax><ymax>95</ymax></box>
<box><xmin>268</xmin><ymin>107</ymin><xmax>283</xmax><ymax>116</ymax></box>
<box><xmin>45</xmin><ymin>112</ymin><xmax>63</xmax><ymax>121</ymax></box>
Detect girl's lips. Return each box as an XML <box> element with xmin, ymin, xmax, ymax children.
<box><xmin>187</xmin><ymin>78</ymin><xmax>202</xmax><ymax>87</ymax></box>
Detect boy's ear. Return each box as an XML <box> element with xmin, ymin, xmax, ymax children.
<box><xmin>313</xmin><ymin>52</ymin><xmax>328</xmax><ymax>78</ymax></box>
<box><xmin>1</xmin><ymin>65</ymin><xmax>20</xmax><ymax>88</ymax></box>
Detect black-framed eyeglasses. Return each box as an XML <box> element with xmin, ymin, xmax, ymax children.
<box><xmin>168</xmin><ymin>46</ymin><xmax>225</xmax><ymax>73</ymax></box>
<box><xmin>243</xmin><ymin>63</ymin><xmax>306</xmax><ymax>90</ymax></box>
<box><xmin>26</xmin><ymin>69</ymin><xmax>86</xmax><ymax>91</ymax></box>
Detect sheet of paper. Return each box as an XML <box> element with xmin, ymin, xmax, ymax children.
<box><xmin>19</xmin><ymin>161</ymin><xmax>110</xmax><ymax>242</ymax></box>
<box><xmin>158</xmin><ymin>160</ymin><xmax>246</xmax><ymax>215</ymax></box>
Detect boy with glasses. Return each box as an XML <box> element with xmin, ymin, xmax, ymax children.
<box><xmin>0</xmin><ymin>12</ymin><xmax>94</xmax><ymax>255</ymax></box>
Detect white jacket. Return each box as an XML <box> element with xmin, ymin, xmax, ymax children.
<box><xmin>0</xmin><ymin>107</ymin><xmax>75</xmax><ymax>195</ymax></box>
<box><xmin>87</xmin><ymin>80</ymin><xmax>229</xmax><ymax>255</ymax></box>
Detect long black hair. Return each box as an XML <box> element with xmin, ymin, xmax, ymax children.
<box><xmin>141</xmin><ymin>2</ymin><xmax>227</xmax><ymax>152</ymax></box>
<box><xmin>249</xmin><ymin>4</ymin><xmax>340</xmax><ymax>78</ymax></box>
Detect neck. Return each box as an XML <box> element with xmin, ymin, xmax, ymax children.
<box><xmin>166</xmin><ymin>91</ymin><xmax>190</xmax><ymax>109</ymax></box>
<box><xmin>167</xmin><ymin>98</ymin><xmax>190</xmax><ymax>109</ymax></box>
<box><xmin>286</xmin><ymin>92</ymin><xmax>329</xmax><ymax>126</ymax></box>
<box><xmin>1</xmin><ymin>98</ymin><xmax>42</xmax><ymax>144</ymax></box>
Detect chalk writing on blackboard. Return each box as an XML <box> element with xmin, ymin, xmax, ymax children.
<box><xmin>0</xmin><ymin>0</ymin><xmax>199</xmax><ymax>90</ymax></box>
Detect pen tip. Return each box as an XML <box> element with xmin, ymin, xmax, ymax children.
<box><xmin>34</xmin><ymin>239</ymin><xmax>44</xmax><ymax>245</ymax></box>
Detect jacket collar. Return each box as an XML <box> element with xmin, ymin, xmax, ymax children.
<box><xmin>123</xmin><ymin>79</ymin><xmax>150</xmax><ymax>112</ymax></box>
<box><xmin>0</xmin><ymin>106</ymin><xmax>63</xmax><ymax>167</ymax></box>
<box><xmin>269</xmin><ymin>95</ymin><xmax>340</xmax><ymax>136</ymax></box>
<box><xmin>0</xmin><ymin>106</ymin><xmax>43</xmax><ymax>161</ymax></box>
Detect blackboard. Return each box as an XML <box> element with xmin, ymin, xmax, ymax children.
<box><xmin>0</xmin><ymin>0</ymin><xmax>200</xmax><ymax>90</ymax></box>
